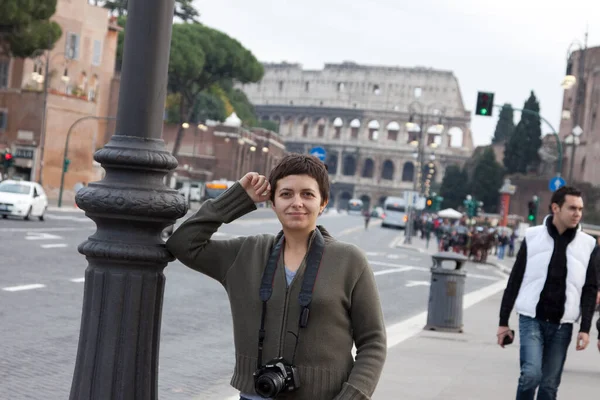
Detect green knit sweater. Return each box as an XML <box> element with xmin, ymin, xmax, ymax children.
<box><xmin>166</xmin><ymin>183</ymin><xmax>387</xmax><ymax>400</ymax></box>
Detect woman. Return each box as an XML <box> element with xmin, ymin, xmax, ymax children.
<box><xmin>167</xmin><ymin>154</ymin><xmax>386</xmax><ymax>400</ymax></box>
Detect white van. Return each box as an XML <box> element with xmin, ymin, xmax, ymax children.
<box><xmin>381</xmin><ymin>197</ymin><xmax>407</xmax><ymax>228</ymax></box>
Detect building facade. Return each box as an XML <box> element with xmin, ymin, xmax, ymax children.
<box><xmin>241</xmin><ymin>62</ymin><xmax>474</xmax><ymax>210</ymax></box>
<box><xmin>161</xmin><ymin>114</ymin><xmax>286</xmax><ymax>186</ymax></box>
<box><xmin>0</xmin><ymin>0</ymin><xmax>119</xmax><ymax>200</ymax></box>
<box><xmin>558</xmin><ymin>45</ymin><xmax>600</xmax><ymax>186</ymax></box>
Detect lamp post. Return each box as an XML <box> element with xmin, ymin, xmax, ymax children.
<box><xmin>563</xmin><ymin>32</ymin><xmax>588</xmax><ymax>184</ymax></box>
<box><xmin>68</xmin><ymin>1</ymin><xmax>186</xmax><ymax>399</ymax></box>
<box><xmin>57</xmin><ymin>115</ymin><xmax>116</xmax><ymax>208</ymax></box>
<box><xmin>31</xmin><ymin>50</ymin><xmax>71</xmax><ymax>186</ymax></box>
<box><xmin>404</xmin><ymin>99</ymin><xmax>445</xmax><ymax>244</ymax></box>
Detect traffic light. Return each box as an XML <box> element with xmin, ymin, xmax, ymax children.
<box><xmin>434</xmin><ymin>196</ymin><xmax>443</xmax><ymax>211</ymax></box>
<box><xmin>527</xmin><ymin>201</ymin><xmax>536</xmax><ymax>222</ymax></box>
<box><xmin>63</xmin><ymin>158</ymin><xmax>71</xmax><ymax>172</ymax></box>
<box><xmin>475</xmin><ymin>91</ymin><xmax>495</xmax><ymax>116</ymax></box>
<box><xmin>2</xmin><ymin>151</ymin><xmax>13</xmax><ymax>169</ymax></box>
<box><xmin>426</xmin><ymin>197</ymin><xmax>433</xmax><ymax>209</ymax></box>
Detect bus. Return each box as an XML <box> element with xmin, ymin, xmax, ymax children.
<box><xmin>347</xmin><ymin>198</ymin><xmax>364</xmax><ymax>216</ymax></box>
<box><xmin>381</xmin><ymin>197</ymin><xmax>408</xmax><ymax>229</ymax></box>
<box><xmin>203</xmin><ymin>180</ymin><xmax>236</xmax><ymax>201</ymax></box>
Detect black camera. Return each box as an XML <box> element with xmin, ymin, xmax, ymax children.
<box><xmin>253</xmin><ymin>357</ymin><xmax>300</xmax><ymax>398</ymax></box>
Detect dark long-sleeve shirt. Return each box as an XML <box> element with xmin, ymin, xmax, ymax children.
<box><xmin>499</xmin><ymin>220</ymin><xmax>598</xmax><ymax>335</ymax></box>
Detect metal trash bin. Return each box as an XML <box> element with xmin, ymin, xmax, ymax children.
<box><xmin>424</xmin><ymin>252</ymin><xmax>467</xmax><ymax>333</ymax></box>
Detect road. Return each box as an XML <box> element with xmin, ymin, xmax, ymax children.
<box><xmin>0</xmin><ymin>208</ymin><xmax>506</xmax><ymax>399</ymax></box>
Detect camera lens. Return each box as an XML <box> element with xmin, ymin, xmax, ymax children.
<box><xmin>255</xmin><ymin>371</ymin><xmax>285</xmax><ymax>398</ymax></box>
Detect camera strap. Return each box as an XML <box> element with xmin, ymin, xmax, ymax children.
<box><xmin>256</xmin><ymin>228</ymin><xmax>325</xmax><ymax>368</ymax></box>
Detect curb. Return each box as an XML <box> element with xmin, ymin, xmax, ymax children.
<box><xmin>47</xmin><ymin>206</ymin><xmax>85</xmax><ymax>213</ymax></box>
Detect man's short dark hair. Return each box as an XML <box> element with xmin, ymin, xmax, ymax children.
<box><xmin>548</xmin><ymin>186</ymin><xmax>582</xmax><ymax>213</ymax></box>
<box><xmin>268</xmin><ymin>153</ymin><xmax>330</xmax><ymax>205</ymax></box>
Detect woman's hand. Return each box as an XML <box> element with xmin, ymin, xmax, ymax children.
<box><xmin>239</xmin><ymin>172</ymin><xmax>271</xmax><ymax>203</ymax></box>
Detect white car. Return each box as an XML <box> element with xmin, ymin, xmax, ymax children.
<box><xmin>0</xmin><ymin>180</ymin><xmax>48</xmax><ymax>220</ymax></box>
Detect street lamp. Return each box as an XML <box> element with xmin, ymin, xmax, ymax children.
<box><xmin>562</xmin><ymin>33</ymin><xmax>588</xmax><ymax>183</ymax></box>
<box><xmin>404</xmin><ymin>102</ymin><xmax>445</xmax><ymax>244</ymax></box>
<box><xmin>68</xmin><ymin>0</ymin><xmax>187</xmax><ymax>398</ymax></box>
<box><xmin>30</xmin><ymin>50</ymin><xmax>72</xmax><ymax>186</ymax></box>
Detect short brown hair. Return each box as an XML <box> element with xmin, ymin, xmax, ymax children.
<box><xmin>268</xmin><ymin>153</ymin><xmax>330</xmax><ymax>205</ymax></box>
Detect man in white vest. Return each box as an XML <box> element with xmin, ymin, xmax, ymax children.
<box><xmin>496</xmin><ymin>186</ymin><xmax>598</xmax><ymax>400</ymax></box>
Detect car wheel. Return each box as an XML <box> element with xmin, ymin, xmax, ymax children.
<box><xmin>39</xmin><ymin>208</ymin><xmax>46</xmax><ymax>221</ymax></box>
<box><xmin>24</xmin><ymin>206</ymin><xmax>32</xmax><ymax>221</ymax></box>
<box><xmin>1</xmin><ymin>214</ymin><xmax>6</xmax><ymax>219</ymax></box>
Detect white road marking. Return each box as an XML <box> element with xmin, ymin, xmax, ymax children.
<box><xmin>405</xmin><ymin>280</ymin><xmax>430</xmax><ymax>287</ymax></box>
<box><xmin>25</xmin><ymin>232</ymin><xmax>63</xmax><ymax>241</ymax></box>
<box><xmin>386</xmin><ymin>254</ymin><xmax>402</xmax><ymax>259</ymax></box>
<box><xmin>386</xmin><ymin>279</ymin><xmax>508</xmax><ymax>348</ymax></box>
<box><xmin>70</xmin><ymin>278</ymin><xmax>85</xmax><ymax>283</ymax></box>
<box><xmin>2</xmin><ymin>284</ymin><xmax>46</xmax><ymax>292</ymax></box>
<box><xmin>370</xmin><ymin>260</ymin><xmax>427</xmax><ymax>270</ymax></box>
<box><xmin>0</xmin><ymin>227</ymin><xmax>88</xmax><ymax>233</ymax></box>
<box><xmin>374</xmin><ymin>267</ymin><xmax>413</xmax><ymax>276</ymax></box>
<box><xmin>388</xmin><ymin>235</ymin><xmax>403</xmax><ymax>248</ymax></box>
<box><xmin>41</xmin><ymin>243</ymin><xmax>68</xmax><ymax>249</ymax></box>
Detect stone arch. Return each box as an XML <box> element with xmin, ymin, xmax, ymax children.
<box><xmin>386</xmin><ymin>121</ymin><xmax>400</xmax><ymax>141</ymax></box>
<box><xmin>342</xmin><ymin>155</ymin><xmax>357</xmax><ymax>176</ymax></box>
<box><xmin>349</xmin><ymin>118</ymin><xmax>361</xmax><ymax>139</ymax></box>
<box><xmin>284</xmin><ymin>115</ymin><xmax>294</xmax><ymax>135</ymax></box>
<box><xmin>332</xmin><ymin>117</ymin><xmax>343</xmax><ymax>139</ymax></box>
<box><xmin>315</xmin><ymin>117</ymin><xmax>326</xmax><ymax>138</ymax></box>
<box><xmin>338</xmin><ymin>192</ymin><xmax>352</xmax><ymax>210</ymax></box>
<box><xmin>368</xmin><ymin>120</ymin><xmax>380</xmax><ymax>141</ymax></box>
<box><xmin>328</xmin><ymin>192</ymin><xmax>336</xmax><ymax>209</ymax></box>
<box><xmin>381</xmin><ymin>159</ymin><xmax>394</xmax><ymax>180</ymax></box>
<box><xmin>326</xmin><ymin>154</ymin><xmax>338</xmax><ymax>175</ymax></box>
<box><xmin>402</xmin><ymin>162</ymin><xmax>414</xmax><ymax>182</ymax></box>
<box><xmin>359</xmin><ymin>194</ymin><xmax>371</xmax><ymax>211</ymax></box>
<box><xmin>448</xmin><ymin>127</ymin><xmax>464</xmax><ymax>147</ymax></box>
<box><xmin>362</xmin><ymin>158</ymin><xmax>375</xmax><ymax>178</ymax></box>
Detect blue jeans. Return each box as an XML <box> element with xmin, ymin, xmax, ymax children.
<box><xmin>516</xmin><ymin>315</ymin><xmax>573</xmax><ymax>400</ymax></box>
<box><xmin>498</xmin><ymin>244</ymin><xmax>506</xmax><ymax>260</ymax></box>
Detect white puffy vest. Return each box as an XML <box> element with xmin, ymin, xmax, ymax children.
<box><xmin>514</xmin><ymin>222</ymin><xmax>595</xmax><ymax>323</ymax></box>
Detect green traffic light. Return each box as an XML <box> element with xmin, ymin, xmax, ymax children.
<box><xmin>528</xmin><ymin>215</ymin><xmax>534</xmax><ymax>221</ymax></box>
<box><xmin>481</xmin><ymin>108</ymin><xmax>487</xmax><ymax>115</ymax></box>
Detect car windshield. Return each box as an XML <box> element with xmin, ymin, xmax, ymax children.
<box><xmin>0</xmin><ymin>183</ymin><xmax>31</xmax><ymax>195</ymax></box>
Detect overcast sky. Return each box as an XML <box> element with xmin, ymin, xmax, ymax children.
<box><xmin>195</xmin><ymin>0</ymin><xmax>598</xmax><ymax>147</ymax></box>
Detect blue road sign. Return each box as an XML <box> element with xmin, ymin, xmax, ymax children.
<box><xmin>309</xmin><ymin>146</ymin><xmax>326</xmax><ymax>162</ymax></box>
<box><xmin>549</xmin><ymin>176</ymin><xmax>566</xmax><ymax>192</ymax></box>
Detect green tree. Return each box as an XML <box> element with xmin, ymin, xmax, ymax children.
<box><xmin>439</xmin><ymin>165</ymin><xmax>470</xmax><ymax>210</ymax></box>
<box><xmin>470</xmin><ymin>147</ymin><xmax>504</xmax><ymax>212</ymax></box>
<box><xmin>98</xmin><ymin>0</ymin><xmax>199</xmax><ymax>21</ymax></box>
<box><xmin>168</xmin><ymin>23</ymin><xmax>263</xmax><ymax>158</ymax></box>
<box><xmin>492</xmin><ymin>103</ymin><xmax>515</xmax><ymax>144</ymax></box>
<box><xmin>504</xmin><ymin>91</ymin><xmax>542</xmax><ymax>174</ymax></box>
<box><xmin>0</xmin><ymin>0</ymin><xmax>62</xmax><ymax>58</ymax></box>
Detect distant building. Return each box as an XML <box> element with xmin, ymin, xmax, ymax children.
<box><xmin>241</xmin><ymin>61</ymin><xmax>474</xmax><ymax>209</ymax></box>
<box><xmin>558</xmin><ymin>45</ymin><xmax>600</xmax><ymax>185</ymax></box>
<box><xmin>0</xmin><ymin>0</ymin><xmax>120</xmax><ymax>203</ymax></box>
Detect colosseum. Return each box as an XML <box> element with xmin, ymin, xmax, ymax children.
<box><xmin>240</xmin><ymin>61</ymin><xmax>474</xmax><ymax>210</ymax></box>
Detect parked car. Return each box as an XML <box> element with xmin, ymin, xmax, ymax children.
<box><xmin>0</xmin><ymin>180</ymin><xmax>48</xmax><ymax>220</ymax></box>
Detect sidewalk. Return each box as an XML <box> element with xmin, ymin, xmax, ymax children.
<box><xmin>373</xmin><ymin>291</ymin><xmax>600</xmax><ymax>399</ymax></box>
